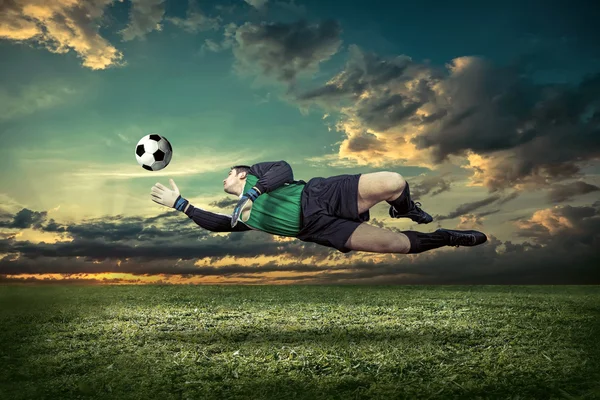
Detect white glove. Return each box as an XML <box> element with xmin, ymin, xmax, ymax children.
<box><xmin>151</xmin><ymin>179</ymin><xmax>189</xmax><ymax>211</ymax></box>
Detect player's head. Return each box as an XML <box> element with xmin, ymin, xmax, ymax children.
<box><xmin>224</xmin><ymin>165</ymin><xmax>251</xmax><ymax>195</ymax></box>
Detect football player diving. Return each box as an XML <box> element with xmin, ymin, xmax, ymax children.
<box><xmin>150</xmin><ymin>160</ymin><xmax>487</xmax><ymax>254</ymax></box>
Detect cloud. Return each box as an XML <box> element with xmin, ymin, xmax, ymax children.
<box><xmin>345</xmin><ymin>131</ymin><xmax>385</xmax><ymax>152</ymax></box>
<box><xmin>0</xmin><ymin>0</ymin><xmax>220</xmax><ymax>68</ymax></box>
<box><xmin>0</xmin><ymin>81</ymin><xmax>81</xmax><ymax>120</ymax></box>
<box><xmin>414</xmin><ymin>60</ymin><xmax>600</xmax><ymax>178</ymax></box>
<box><xmin>166</xmin><ymin>0</ymin><xmax>220</xmax><ymax>33</ymax></box>
<box><xmin>547</xmin><ymin>181</ymin><xmax>600</xmax><ymax>203</ymax></box>
<box><xmin>456</xmin><ymin>210</ymin><xmax>499</xmax><ymax>230</ymax></box>
<box><xmin>496</xmin><ymin>191</ymin><xmax>520</xmax><ymax>205</ymax></box>
<box><xmin>243</xmin><ymin>0</ymin><xmax>268</xmax><ymax>9</ymax></box>
<box><xmin>297</xmin><ymin>44</ymin><xmax>430</xmax><ymax>115</ymax></box>
<box><xmin>295</xmin><ymin>45</ymin><xmax>450</xmax><ymax>169</ymax></box>
<box><xmin>515</xmin><ymin>203</ymin><xmax>600</xmax><ymax>243</ymax></box>
<box><xmin>201</xmin><ymin>38</ymin><xmax>222</xmax><ymax>52</ymax></box>
<box><xmin>1</xmin><ymin>202</ymin><xmax>599</xmax><ymax>284</ymax></box>
<box><xmin>229</xmin><ymin>19</ymin><xmax>342</xmax><ymax>84</ymax></box>
<box><xmin>120</xmin><ymin>0</ymin><xmax>165</xmax><ymax>41</ymax></box>
<box><xmin>209</xmin><ymin>198</ymin><xmax>238</xmax><ymax>209</ymax></box>
<box><xmin>435</xmin><ymin>195</ymin><xmax>501</xmax><ymax>221</ymax></box>
<box><xmin>0</xmin><ymin>207</ymin><xmax>336</xmax><ymax>276</ymax></box>
<box><xmin>271</xmin><ymin>0</ymin><xmax>306</xmax><ymax>16</ymax></box>
<box><xmin>0</xmin><ymin>209</ymin><xmax>48</xmax><ymax>229</ymax></box>
<box><xmin>282</xmin><ymin>202</ymin><xmax>600</xmax><ymax>284</ymax></box>
<box><xmin>0</xmin><ymin>0</ymin><xmax>125</xmax><ymax>70</ymax></box>
<box><xmin>410</xmin><ymin>173</ymin><xmax>453</xmax><ymax>199</ymax></box>
<box><xmin>295</xmin><ymin>45</ymin><xmax>600</xmax><ymax>191</ymax></box>
<box><xmin>201</xmin><ymin>22</ymin><xmax>237</xmax><ymax>53</ymax></box>
<box><xmin>456</xmin><ymin>214</ymin><xmax>483</xmax><ymax>230</ymax></box>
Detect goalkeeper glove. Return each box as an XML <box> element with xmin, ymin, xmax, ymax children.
<box><xmin>231</xmin><ymin>187</ymin><xmax>261</xmax><ymax>227</ymax></box>
<box><xmin>151</xmin><ymin>179</ymin><xmax>189</xmax><ymax>212</ymax></box>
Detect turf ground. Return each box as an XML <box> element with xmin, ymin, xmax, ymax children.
<box><xmin>1</xmin><ymin>284</ymin><xmax>599</xmax><ymax>399</ymax></box>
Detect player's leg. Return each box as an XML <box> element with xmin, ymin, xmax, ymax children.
<box><xmin>344</xmin><ymin>223</ymin><xmax>487</xmax><ymax>254</ymax></box>
<box><xmin>357</xmin><ymin>172</ymin><xmax>433</xmax><ymax>223</ymax></box>
<box><xmin>356</xmin><ymin>172</ymin><xmax>406</xmax><ymax>214</ymax></box>
<box><xmin>344</xmin><ymin>223</ymin><xmax>411</xmax><ymax>253</ymax></box>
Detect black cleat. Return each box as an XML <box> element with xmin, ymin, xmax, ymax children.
<box><xmin>389</xmin><ymin>201</ymin><xmax>433</xmax><ymax>224</ymax></box>
<box><xmin>436</xmin><ymin>228</ymin><xmax>487</xmax><ymax>247</ymax></box>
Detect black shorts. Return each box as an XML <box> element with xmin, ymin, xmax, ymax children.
<box><xmin>296</xmin><ymin>173</ymin><xmax>370</xmax><ymax>253</ymax></box>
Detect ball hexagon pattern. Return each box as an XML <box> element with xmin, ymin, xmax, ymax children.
<box><xmin>135</xmin><ymin>134</ymin><xmax>173</xmax><ymax>171</ymax></box>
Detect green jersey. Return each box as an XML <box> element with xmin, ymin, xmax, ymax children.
<box><xmin>242</xmin><ymin>174</ymin><xmax>304</xmax><ymax>237</ymax></box>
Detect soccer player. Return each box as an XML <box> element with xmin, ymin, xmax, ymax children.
<box><xmin>150</xmin><ymin>160</ymin><xmax>487</xmax><ymax>254</ymax></box>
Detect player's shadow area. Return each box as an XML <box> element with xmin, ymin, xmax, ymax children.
<box><xmin>3</xmin><ymin>295</ymin><xmax>599</xmax><ymax>399</ymax></box>
<box><xmin>0</xmin><ymin>288</ymin><xmax>112</xmax><ymax>399</ymax></box>
<box><xmin>138</xmin><ymin>314</ymin><xmax>599</xmax><ymax>398</ymax></box>
<box><xmin>128</xmin><ymin>315</ymin><xmax>600</xmax><ymax>399</ymax></box>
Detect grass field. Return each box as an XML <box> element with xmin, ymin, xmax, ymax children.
<box><xmin>1</xmin><ymin>285</ymin><xmax>599</xmax><ymax>400</ymax></box>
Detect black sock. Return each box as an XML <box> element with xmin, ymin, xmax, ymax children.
<box><xmin>387</xmin><ymin>181</ymin><xmax>412</xmax><ymax>214</ymax></box>
<box><xmin>403</xmin><ymin>231</ymin><xmax>449</xmax><ymax>253</ymax></box>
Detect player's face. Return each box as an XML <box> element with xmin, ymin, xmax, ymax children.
<box><xmin>223</xmin><ymin>169</ymin><xmax>244</xmax><ymax>194</ymax></box>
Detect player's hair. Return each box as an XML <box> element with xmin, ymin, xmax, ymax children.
<box><xmin>231</xmin><ymin>165</ymin><xmax>251</xmax><ymax>176</ymax></box>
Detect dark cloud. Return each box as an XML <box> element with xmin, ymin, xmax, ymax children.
<box><xmin>477</xmin><ymin>209</ymin><xmax>500</xmax><ymax>217</ymax></box>
<box><xmin>411</xmin><ymin>59</ymin><xmax>541</xmax><ymax>159</ymax></box>
<box><xmin>547</xmin><ymin>181</ymin><xmax>600</xmax><ymax>203</ymax></box>
<box><xmin>0</xmin><ymin>275</ymin><xmax>111</xmax><ymax>285</ymax></box>
<box><xmin>410</xmin><ymin>174</ymin><xmax>452</xmax><ymax>199</ymax></box>
<box><xmin>501</xmin><ymin>240</ymin><xmax>543</xmax><ymax>254</ymax></box>
<box><xmin>232</xmin><ymin>19</ymin><xmax>342</xmax><ymax>83</ymax></box>
<box><xmin>412</xmin><ymin>66</ymin><xmax>600</xmax><ymax>165</ymax></box>
<box><xmin>209</xmin><ymin>197</ymin><xmax>238</xmax><ymax>209</ymax></box>
<box><xmin>496</xmin><ymin>191</ymin><xmax>520</xmax><ymax>205</ymax></box>
<box><xmin>346</xmin><ymin>131</ymin><xmax>385</xmax><ymax>152</ymax></box>
<box><xmin>355</xmin><ymin>94</ymin><xmax>424</xmax><ymax>132</ymax></box>
<box><xmin>435</xmin><ymin>195</ymin><xmax>501</xmax><ymax>221</ymax></box>
<box><xmin>297</xmin><ymin>46</ymin><xmax>421</xmax><ymax>106</ymax></box>
<box><xmin>454</xmin><ymin>210</ymin><xmax>500</xmax><ymax>230</ymax></box>
<box><xmin>1</xmin><ymin>203</ymin><xmax>599</xmax><ymax>284</ymax></box>
<box><xmin>0</xmin><ymin>250</ymin><xmax>334</xmax><ymax>276</ymax></box>
<box><xmin>0</xmin><ymin>209</ymin><xmax>12</xmax><ymax>219</ymax></box>
<box><xmin>272</xmin><ymin>234</ymin><xmax>599</xmax><ymax>285</ymax></box>
<box><xmin>516</xmin><ymin>204</ymin><xmax>600</xmax><ymax>246</ymax></box>
<box><xmin>0</xmin><ymin>209</ymin><xmax>48</xmax><ymax>229</ymax></box>
<box><xmin>0</xmin><ymin>226</ymin><xmax>323</xmax><ymax>267</ymax></box>
<box><xmin>272</xmin><ymin>203</ymin><xmax>600</xmax><ymax>284</ymax></box>
<box><xmin>296</xmin><ymin>45</ymin><xmax>600</xmax><ymax>191</ymax></box>
<box><xmin>120</xmin><ymin>0</ymin><xmax>165</xmax><ymax>41</ymax></box>
<box><xmin>0</xmin><ymin>207</ymin><xmax>334</xmax><ymax>276</ymax></box>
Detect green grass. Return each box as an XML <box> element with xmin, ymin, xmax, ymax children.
<box><xmin>0</xmin><ymin>285</ymin><xmax>599</xmax><ymax>400</ymax></box>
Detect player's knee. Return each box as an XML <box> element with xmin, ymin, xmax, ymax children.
<box><xmin>388</xmin><ymin>172</ymin><xmax>406</xmax><ymax>194</ymax></box>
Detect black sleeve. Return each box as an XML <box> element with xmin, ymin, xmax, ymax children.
<box><xmin>248</xmin><ymin>160</ymin><xmax>294</xmax><ymax>194</ymax></box>
<box><xmin>184</xmin><ymin>204</ymin><xmax>252</xmax><ymax>232</ymax></box>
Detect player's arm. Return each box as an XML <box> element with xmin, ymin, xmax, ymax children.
<box><xmin>230</xmin><ymin>160</ymin><xmax>295</xmax><ymax>227</ymax></box>
<box><xmin>150</xmin><ymin>179</ymin><xmax>251</xmax><ymax>232</ymax></box>
<box><xmin>248</xmin><ymin>160</ymin><xmax>295</xmax><ymax>194</ymax></box>
<box><xmin>184</xmin><ymin>204</ymin><xmax>252</xmax><ymax>232</ymax></box>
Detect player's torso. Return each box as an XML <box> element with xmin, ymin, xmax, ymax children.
<box><xmin>242</xmin><ymin>175</ymin><xmax>304</xmax><ymax>237</ymax></box>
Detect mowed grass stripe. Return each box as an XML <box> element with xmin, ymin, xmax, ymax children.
<box><xmin>0</xmin><ymin>285</ymin><xmax>598</xmax><ymax>399</ymax></box>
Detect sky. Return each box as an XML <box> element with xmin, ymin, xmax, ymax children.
<box><xmin>0</xmin><ymin>0</ymin><xmax>599</xmax><ymax>285</ymax></box>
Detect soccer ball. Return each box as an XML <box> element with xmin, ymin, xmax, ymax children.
<box><xmin>135</xmin><ymin>134</ymin><xmax>173</xmax><ymax>171</ymax></box>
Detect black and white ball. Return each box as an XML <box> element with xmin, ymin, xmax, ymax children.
<box><xmin>135</xmin><ymin>134</ymin><xmax>173</xmax><ymax>171</ymax></box>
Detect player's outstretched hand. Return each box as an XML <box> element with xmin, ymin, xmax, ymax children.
<box><xmin>151</xmin><ymin>179</ymin><xmax>189</xmax><ymax>211</ymax></box>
